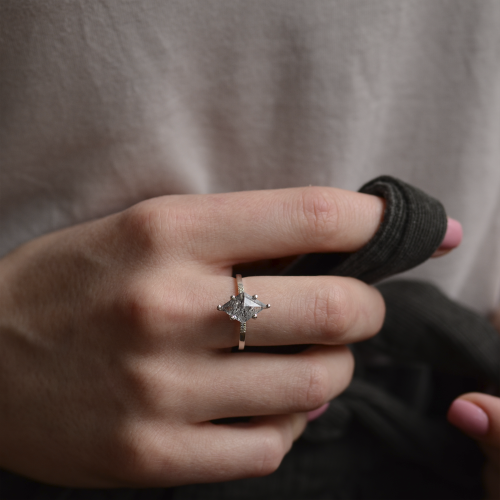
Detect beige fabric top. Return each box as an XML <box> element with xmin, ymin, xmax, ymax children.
<box><xmin>1</xmin><ymin>1</ymin><xmax>499</xmax><ymax>313</ymax></box>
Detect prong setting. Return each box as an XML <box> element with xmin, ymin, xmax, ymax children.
<box><xmin>218</xmin><ymin>279</ymin><xmax>270</xmax><ymax>325</ymax></box>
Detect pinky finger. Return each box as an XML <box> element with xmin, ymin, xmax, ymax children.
<box><xmin>194</xmin><ymin>413</ymin><xmax>308</xmax><ymax>483</ymax></box>
<box><xmin>142</xmin><ymin>413</ymin><xmax>308</xmax><ymax>487</ymax></box>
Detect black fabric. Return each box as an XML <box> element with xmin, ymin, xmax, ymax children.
<box><xmin>368</xmin><ymin>280</ymin><xmax>500</xmax><ymax>383</ymax></box>
<box><xmin>2</xmin><ymin>176</ymin><xmax>497</xmax><ymax>500</ymax></box>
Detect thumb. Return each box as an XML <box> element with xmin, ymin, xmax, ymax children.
<box><xmin>447</xmin><ymin>393</ymin><xmax>500</xmax><ymax>444</ymax></box>
<box><xmin>448</xmin><ymin>394</ymin><xmax>500</xmax><ymax>499</ymax></box>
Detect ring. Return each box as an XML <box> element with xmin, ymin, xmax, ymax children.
<box><xmin>217</xmin><ymin>274</ymin><xmax>270</xmax><ymax>350</ymax></box>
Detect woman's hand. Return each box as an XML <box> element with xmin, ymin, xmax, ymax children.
<box><xmin>447</xmin><ymin>308</ymin><xmax>500</xmax><ymax>500</ymax></box>
<box><xmin>0</xmin><ymin>187</ymin><xmax>386</xmax><ymax>488</ymax></box>
<box><xmin>447</xmin><ymin>394</ymin><xmax>500</xmax><ymax>499</ymax></box>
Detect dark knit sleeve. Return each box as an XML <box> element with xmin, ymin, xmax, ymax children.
<box><xmin>283</xmin><ymin>175</ymin><xmax>448</xmax><ymax>283</ymax></box>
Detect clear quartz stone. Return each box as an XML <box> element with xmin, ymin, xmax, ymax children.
<box><xmin>221</xmin><ymin>293</ymin><xmax>266</xmax><ymax>322</ymax></box>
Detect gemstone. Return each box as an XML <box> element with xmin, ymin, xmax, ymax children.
<box><xmin>221</xmin><ymin>293</ymin><xmax>267</xmax><ymax>322</ymax></box>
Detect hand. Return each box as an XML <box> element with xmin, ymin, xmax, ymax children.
<box><xmin>447</xmin><ymin>394</ymin><xmax>500</xmax><ymax>499</ymax></box>
<box><xmin>447</xmin><ymin>307</ymin><xmax>500</xmax><ymax>499</ymax></box>
<box><xmin>0</xmin><ymin>187</ymin><xmax>386</xmax><ymax>488</ymax></box>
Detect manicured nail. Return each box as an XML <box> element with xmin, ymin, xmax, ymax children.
<box><xmin>447</xmin><ymin>399</ymin><xmax>489</xmax><ymax>437</ymax></box>
<box><xmin>307</xmin><ymin>403</ymin><xmax>329</xmax><ymax>422</ymax></box>
<box><xmin>432</xmin><ymin>218</ymin><xmax>463</xmax><ymax>257</ymax></box>
<box><xmin>439</xmin><ymin>218</ymin><xmax>463</xmax><ymax>250</ymax></box>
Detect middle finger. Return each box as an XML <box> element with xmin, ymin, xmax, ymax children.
<box><xmin>188</xmin><ymin>345</ymin><xmax>354</xmax><ymax>422</ymax></box>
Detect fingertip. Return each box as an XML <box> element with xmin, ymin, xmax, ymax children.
<box><xmin>432</xmin><ymin>217</ymin><xmax>463</xmax><ymax>258</ymax></box>
<box><xmin>291</xmin><ymin>412</ymin><xmax>308</xmax><ymax>441</ymax></box>
<box><xmin>440</xmin><ymin>218</ymin><xmax>463</xmax><ymax>250</ymax></box>
<box><xmin>307</xmin><ymin>403</ymin><xmax>330</xmax><ymax>422</ymax></box>
<box><xmin>447</xmin><ymin>398</ymin><xmax>489</xmax><ymax>437</ymax></box>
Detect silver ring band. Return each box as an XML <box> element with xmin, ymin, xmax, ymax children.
<box><xmin>236</xmin><ymin>275</ymin><xmax>246</xmax><ymax>350</ymax></box>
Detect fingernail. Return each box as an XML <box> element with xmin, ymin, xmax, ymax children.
<box><xmin>447</xmin><ymin>399</ymin><xmax>489</xmax><ymax>437</ymax></box>
<box><xmin>439</xmin><ymin>218</ymin><xmax>463</xmax><ymax>250</ymax></box>
<box><xmin>307</xmin><ymin>403</ymin><xmax>329</xmax><ymax>422</ymax></box>
<box><xmin>432</xmin><ymin>218</ymin><xmax>463</xmax><ymax>257</ymax></box>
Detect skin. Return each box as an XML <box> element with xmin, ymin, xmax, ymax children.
<box><xmin>448</xmin><ymin>306</ymin><xmax>500</xmax><ymax>500</ymax></box>
<box><xmin>0</xmin><ymin>186</ymin><xmax>387</xmax><ymax>488</ymax></box>
<box><xmin>459</xmin><ymin>394</ymin><xmax>500</xmax><ymax>500</ymax></box>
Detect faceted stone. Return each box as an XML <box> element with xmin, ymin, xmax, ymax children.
<box><xmin>221</xmin><ymin>293</ymin><xmax>267</xmax><ymax>322</ymax></box>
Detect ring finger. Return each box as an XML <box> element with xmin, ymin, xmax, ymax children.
<box><xmin>199</xmin><ymin>275</ymin><xmax>385</xmax><ymax>349</ymax></box>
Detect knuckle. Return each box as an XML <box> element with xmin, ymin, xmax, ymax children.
<box><xmin>121</xmin><ymin>202</ymin><xmax>165</xmax><ymax>252</ymax></box>
<box><xmin>297</xmin><ymin>187</ymin><xmax>341</xmax><ymax>247</ymax></box>
<box><xmin>102</xmin><ymin>426</ymin><xmax>154</xmax><ymax>482</ymax></box>
<box><xmin>299</xmin><ymin>361</ymin><xmax>331</xmax><ymax>409</ymax></box>
<box><xmin>305</xmin><ymin>283</ymin><xmax>355</xmax><ymax>342</ymax></box>
<box><xmin>254</xmin><ymin>432</ymin><xmax>286</xmax><ymax>477</ymax></box>
<box><xmin>328</xmin><ymin>285</ymin><xmax>356</xmax><ymax>342</ymax></box>
<box><xmin>335</xmin><ymin>346</ymin><xmax>355</xmax><ymax>391</ymax></box>
<box><xmin>120</xmin><ymin>357</ymin><xmax>156</xmax><ymax>401</ymax></box>
<box><xmin>368</xmin><ymin>286</ymin><xmax>386</xmax><ymax>337</ymax></box>
<box><xmin>113</xmin><ymin>277</ymin><xmax>189</xmax><ymax>347</ymax></box>
<box><xmin>116</xmin><ymin>280</ymin><xmax>165</xmax><ymax>338</ymax></box>
<box><xmin>120</xmin><ymin>200</ymin><xmax>188</xmax><ymax>259</ymax></box>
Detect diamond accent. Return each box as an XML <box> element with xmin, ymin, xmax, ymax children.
<box><xmin>221</xmin><ymin>293</ymin><xmax>267</xmax><ymax>322</ymax></box>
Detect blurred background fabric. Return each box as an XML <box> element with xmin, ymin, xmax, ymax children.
<box><xmin>1</xmin><ymin>0</ymin><xmax>500</xmax><ymax>313</ymax></box>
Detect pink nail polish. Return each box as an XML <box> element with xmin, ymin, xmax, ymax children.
<box><xmin>438</xmin><ymin>218</ymin><xmax>463</xmax><ymax>250</ymax></box>
<box><xmin>307</xmin><ymin>403</ymin><xmax>329</xmax><ymax>422</ymax></box>
<box><xmin>447</xmin><ymin>399</ymin><xmax>489</xmax><ymax>437</ymax></box>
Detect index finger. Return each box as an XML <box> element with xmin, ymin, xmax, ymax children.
<box><xmin>140</xmin><ymin>186</ymin><xmax>385</xmax><ymax>264</ymax></box>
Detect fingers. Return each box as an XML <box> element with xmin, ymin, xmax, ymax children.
<box><xmin>448</xmin><ymin>393</ymin><xmax>500</xmax><ymax>444</ymax></box>
<box><xmin>134</xmin><ymin>413</ymin><xmax>307</xmax><ymax>486</ymax></box>
<box><xmin>447</xmin><ymin>394</ymin><xmax>500</xmax><ymax>499</ymax></box>
<box><xmin>145</xmin><ymin>274</ymin><xmax>384</xmax><ymax>350</ymax></box>
<box><xmin>180</xmin><ymin>275</ymin><xmax>384</xmax><ymax>350</ymax></box>
<box><xmin>184</xmin><ymin>345</ymin><xmax>354</xmax><ymax>422</ymax></box>
<box><xmin>192</xmin><ymin>414</ymin><xmax>308</xmax><ymax>483</ymax></box>
<box><xmin>131</xmin><ymin>186</ymin><xmax>385</xmax><ymax>264</ymax></box>
<box><xmin>431</xmin><ymin>217</ymin><xmax>463</xmax><ymax>258</ymax></box>
<box><xmin>209</xmin><ymin>275</ymin><xmax>385</xmax><ymax>348</ymax></box>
